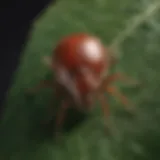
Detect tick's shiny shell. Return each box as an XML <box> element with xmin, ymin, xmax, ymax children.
<box><xmin>53</xmin><ymin>33</ymin><xmax>108</xmax><ymax>106</ymax></box>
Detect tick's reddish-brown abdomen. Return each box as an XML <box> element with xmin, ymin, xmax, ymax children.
<box><xmin>53</xmin><ymin>33</ymin><xmax>108</xmax><ymax>98</ymax></box>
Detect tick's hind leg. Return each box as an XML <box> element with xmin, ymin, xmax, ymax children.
<box><xmin>106</xmin><ymin>85</ymin><xmax>134</xmax><ymax>113</ymax></box>
<box><xmin>104</xmin><ymin>73</ymin><xmax>140</xmax><ymax>86</ymax></box>
<box><xmin>98</xmin><ymin>94</ymin><xmax>113</xmax><ymax>135</ymax></box>
<box><xmin>101</xmin><ymin>72</ymin><xmax>140</xmax><ymax>112</ymax></box>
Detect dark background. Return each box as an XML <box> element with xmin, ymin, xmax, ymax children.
<box><xmin>0</xmin><ymin>0</ymin><xmax>53</xmax><ymax>115</ymax></box>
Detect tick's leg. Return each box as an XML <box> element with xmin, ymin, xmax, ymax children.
<box><xmin>98</xmin><ymin>94</ymin><xmax>110</xmax><ymax>119</ymax></box>
<box><xmin>27</xmin><ymin>80</ymin><xmax>53</xmax><ymax>93</ymax></box>
<box><xmin>55</xmin><ymin>100</ymin><xmax>70</xmax><ymax>137</ymax></box>
<box><xmin>43</xmin><ymin>95</ymin><xmax>57</xmax><ymax>125</ymax></box>
<box><xmin>98</xmin><ymin>94</ymin><xmax>112</xmax><ymax>134</ymax></box>
<box><xmin>106</xmin><ymin>85</ymin><xmax>134</xmax><ymax>112</ymax></box>
<box><xmin>104</xmin><ymin>73</ymin><xmax>139</xmax><ymax>86</ymax></box>
<box><xmin>43</xmin><ymin>84</ymin><xmax>63</xmax><ymax>125</ymax></box>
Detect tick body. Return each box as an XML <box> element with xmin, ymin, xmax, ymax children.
<box><xmin>29</xmin><ymin>33</ymin><xmax>139</xmax><ymax>136</ymax></box>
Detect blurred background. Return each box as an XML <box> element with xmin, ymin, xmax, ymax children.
<box><xmin>0</xmin><ymin>0</ymin><xmax>160</xmax><ymax>159</ymax></box>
